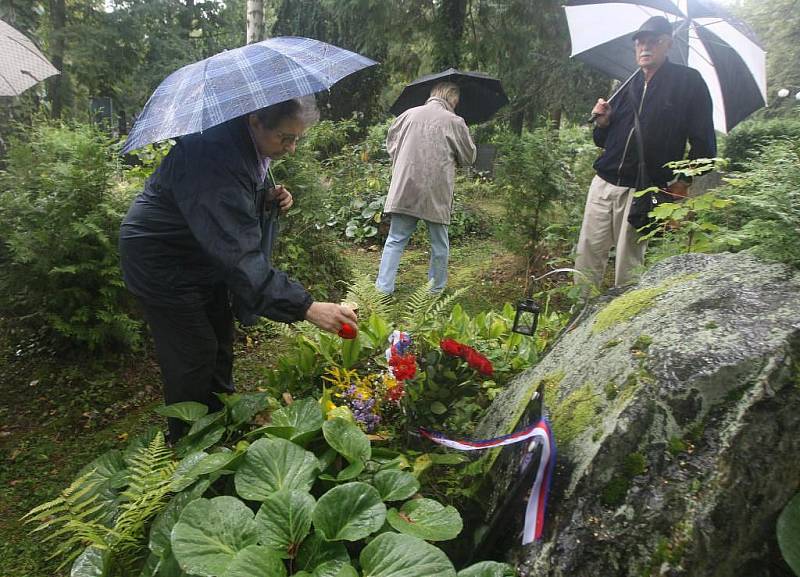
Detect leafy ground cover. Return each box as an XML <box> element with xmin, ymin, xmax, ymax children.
<box><xmin>0</xmin><ymin>222</ymin><xmax>529</xmax><ymax>576</ymax></box>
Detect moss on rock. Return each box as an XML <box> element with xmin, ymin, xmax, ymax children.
<box><xmin>551</xmin><ymin>382</ymin><xmax>599</xmax><ymax>447</ymax></box>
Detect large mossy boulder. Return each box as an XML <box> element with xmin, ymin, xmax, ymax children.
<box><xmin>476</xmin><ymin>252</ymin><xmax>800</xmax><ymax>577</ymax></box>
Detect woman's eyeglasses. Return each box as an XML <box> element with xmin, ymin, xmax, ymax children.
<box><xmin>274</xmin><ymin>131</ymin><xmax>302</xmax><ymax>146</ymax></box>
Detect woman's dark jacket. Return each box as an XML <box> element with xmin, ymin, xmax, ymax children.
<box><xmin>592</xmin><ymin>59</ymin><xmax>717</xmax><ymax>189</ymax></box>
<box><xmin>119</xmin><ymin>116</ymin><xmax>313</xmax><ymax>324</ymax></box>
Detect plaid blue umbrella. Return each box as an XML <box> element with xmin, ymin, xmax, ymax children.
<box><xmin>122</xmin><ymin>36</ymin><xmax>377</xmax><ymax>154</ymax></box>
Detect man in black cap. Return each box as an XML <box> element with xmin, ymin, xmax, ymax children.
<box><xmin>574</xmin><ymin>15</ymin><xmax>717</xmax><ymax>290</ymax></box>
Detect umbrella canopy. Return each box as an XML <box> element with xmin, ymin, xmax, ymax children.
<box><xmin>122</xmin><ymin>36</ymin><xmax>377</xmax><ymax>154</ymax></box>
<box><xmin>0</xmin><ymin>19</ymin><xmax>59</xmax><ymax>97</ymax></box>
<box><xmin>390</xmin><ymin>68</ymin><xmax>509</xmax><ymax>124</ymax></box>
<box><xmin>563</xmin><ymin>0</ymin><xmax>766</xmax><ymax>133</ymax></box>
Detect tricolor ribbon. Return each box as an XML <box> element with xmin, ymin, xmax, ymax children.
<box><xmin>385</xmin><ymin>330</ymin><xmax>412</xmax><ymax>360</ymax></box>
<box><xmin>420</xmin><ymin>419</ymin><xmax>555</xmax><ymax>544</ymax></box>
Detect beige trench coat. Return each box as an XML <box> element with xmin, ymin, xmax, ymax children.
<box><xmin>384</xmin><ymin>97</ymin><xmax>476</xmax><ymax>225</ymax></box>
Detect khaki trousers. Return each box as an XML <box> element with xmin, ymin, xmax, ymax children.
<box><xmin>574</xmin><ymin>175</ymin><xmax>648</xmax><ymax>289</ymax></box>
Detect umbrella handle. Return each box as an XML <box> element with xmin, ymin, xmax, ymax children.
<box><xmin>586</xmin><ymin>69</ymin><xmax>640</xmax><ymax>124</ymax></box>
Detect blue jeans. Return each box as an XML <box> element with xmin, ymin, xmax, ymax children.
<box><xmin>375</xmin><ymin>213</ymin><xmax>449</xmax><ymax>294</ymax></box>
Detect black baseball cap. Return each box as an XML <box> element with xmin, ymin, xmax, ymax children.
<box><xmin>632</xmin><ymin>16</ymin><xmax>673</xmax><ymax>40</ymax></box>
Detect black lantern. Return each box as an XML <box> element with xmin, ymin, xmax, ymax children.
<box><xmin>512</xmin><ymin>296</ymin><xmax>541</xmax><ymax>336</ymax></box>
<box><xmin>512</xmin><ymin>268</ymin><xmax>586</xmax><ymax>337</ymax></box>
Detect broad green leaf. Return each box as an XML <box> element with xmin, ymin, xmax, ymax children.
<box><xmin>221</xmin><ymin>545</ymin><xmax>287</xmax><ymax>577</ymax></box>
<box><xmin>155</xmin><ymin>402</ymin><xmax>208</xmax><ymax>422</ymax></box>
<box><xmin>341</xmin><ymin>336</ymin><xmax>362</xmax><ymax>369</ymax></box>
<box><xmin>70</xmin><ymin>546</ymin><xmax>109</xmax><ymax>577</ymax></box>
<box><xmin>373</xmin><ymin>470</ymin><xmax>419</xmax><ymax>502</ymax></box>
<box><xmin>330</xmin><ymin>565</ymin><xmax>359</xmax><ymax>577</ymax></box>
<box><xmin>228</xmin><ymin>392</ymin><xmax>272</xmax><ymax>427</ymax></box>
<box><xmin>328</xmin><ymin>406</ymin><xmax>355</xmax><ymax>423</ymax></box>
<box><xmin>313</xmin><ymin>482</ymin><xmax>386</xmax><ymax>541</ymax></box>
<box><xmin>171</xmin><ymin>496</ymin><xmax>259</xmax><ymax>577</ymax></box>
<box><xmin>75</xmin><ymin>449</ymin><xmax>127</xmax><ymax>525</ymax></box>
<box><xmin>428</xmin><ymin>453</ymin><xmax>469</xmax><ymax>465</ymax></box>
<box><xmin>430</xmin><ymin>401</ymin><xmax>447</xmax><ymax>415</ymax></box>
<box><xmin>170</xmin><ymin>452</ymin><xmax>208</xmax><ymax>492</ymax></box>
<box><xmin>360</xmin><ymin>532</ymin><xmax>456</xmax><ymax>577</ymax></box>
<box><xmin>184</xmin><ymin>451</ymin><xmax>240</xmax><ymax>477</ymax></box>
<box><xmin>386</xmin><ymin>498</ymin><xmax>462</xmax><ymax>541</ymax></box>
<box><xmin>234</xmin><ymin>437</ymin><xmax>319</xmax><ymax>501</ymax></box>
<box><xmin>457</xmin><ymin>561</ymin><xmax>517</xmax><ymax>577</ymax></box>
<box><xmin>272</xmin><ymin>398</ymin><xmax>324</xmax><ymax>434</ymax></box>
<box><xmin>78</xmin><ymin>449</ymin><xmax>127</xmax><ymax>489</ymax></box>
<box><xmin>139</xmin><ymin>552</ymin><xmax>160</xmax><ymax>577</ymax></box>
<box><xmin>778</xmin><ymin>492</ymin><xmax>800</xmax><ymax>576</ymax></box>
<box><xmin>254</xmin><ymin>490</ymin><xmax>316</xmax><ymax>557</ymax></box>
<box><xmin>176</xmin><ymin>422</ymin><xmax>225</xmax><ymax>457</ymax></box>
<box><xmin>296</xmin><ymin>533</ymin><xmax>349</xmax><ymax>573</ymax></box>
<box><xmin>247</xmin><ymin>425</ymin><xmax>295</xmax><ymax>441</ymax></box>
<box><xmin>309</xmin><ymin>560</ymin><xmax>350</xmax><ymax>577</ymax></box>
<box><xmin>323</xmin><ymin>418</ymin><xmax>371</xmax><ymax>463</ymax></box>
<box><xmin>187</xmin><ymin>411</ymin><xmax>225</xmax><ymax>437</ymax></box>
<box><xmin>150</xmin><ymin>480</ymin><xmax>210</xmax><ymax>557</ymax></box>
<box><xmin>320</xmin><ymin>459</ymin><xmax>365</xmax><ymax>482</ymax></box>
<box><xmin>138</xmin><ymin>551</ymin><xmax>186</xmax><ymax>577</ymax></box>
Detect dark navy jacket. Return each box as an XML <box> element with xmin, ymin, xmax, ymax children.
<box><xmin>593</xmin><ymin>60</ymin><xmax>717</xmax><ymax>188</ymax></box>
<box><xmin>119</xmin><ymin>116</ymin><xmax>313</xmax><ymax>324</ymax></box>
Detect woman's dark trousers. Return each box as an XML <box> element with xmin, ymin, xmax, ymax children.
<box><xmin>141</xmin><ymin>285</ymin><xmax>235</xmax><ymax>442</ymax></box>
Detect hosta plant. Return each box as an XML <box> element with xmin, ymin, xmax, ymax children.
<box><xmin>25</xmin><ymin>394</ymin><xmax>516</xmax><ymax>577</ymax></box>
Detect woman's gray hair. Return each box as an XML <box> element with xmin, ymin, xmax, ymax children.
<box><xmin>429</xmin><ymin>82</ymin><xmax>460</xmax><ymax>108</ymax></box>
<box><xmin>252</xmin><ymin>95</ymin><xmax>320</xmax><ymax>129</ymax></box>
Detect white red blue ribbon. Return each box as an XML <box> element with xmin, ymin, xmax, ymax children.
<box><xmin>420</xmin><ymin>419</ymin><xmax>555</xmax><ymax>544</ymax></box>
<box><xmin>385</xmin><ymin>330</ymin><xmax>412</xmax><ymax>361</ymax></box>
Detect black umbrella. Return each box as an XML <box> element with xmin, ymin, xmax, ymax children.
<box><xmin>563</xmin><ymin>0</ymin><xmax>767</xmax><ymax>133</ymax></box>
<box><xmin>390</xmin><ymin>68</ymin><xmax>509</xmax><ymax>124</ymax></box>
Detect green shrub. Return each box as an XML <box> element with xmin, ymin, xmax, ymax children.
<box><xmin>493</xmin><ymin>125</ymin><xmax>586</xmax><ymax>267</ymax></box>
<box><xmin>711</xmin><ymin>139</ymin><xmax>800</xmax><ymax>268</ymax></box>
<box><xmin>723</xmin><ymin>117</ymin><xmax>800</xmax><ymax>170</ymax></box>
<box><xmin>0</xmin><ymin>121</ymin><xmax>141</xmax><ymax>350</ymax></box>
<box><xmin>25</xmin><ymin>395</ymin><xmax>517</xmax><ymax>577</ymax></box>
<box><xmin>270</xmin><ymin>146</ymin><xmax>353</xmax><ymax>302</ymax></box>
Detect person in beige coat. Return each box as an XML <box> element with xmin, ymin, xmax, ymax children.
<box><xmin>375</xmin><ymin>82</ymin><xmax>476</xmax><ymax>294</ymax></box>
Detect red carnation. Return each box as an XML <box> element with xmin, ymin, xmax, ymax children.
<box><xmin>390</xmin><ymin>353</ymin><xmax>417</xmax><ymax>381</ymax></box>
<box><xmin>440</xmin><ymin>338</ymin><xmax>466</xmax><ymax>357</ymax></box>
<box><xmin>465</xmin><ymin>348</ymin><xmax>494</xmax><ymax>377</ymax></box>
<box><xmin>338</xmin><ymin>323</ymin><xmax>357</xmax><ymax>339</ymax></box>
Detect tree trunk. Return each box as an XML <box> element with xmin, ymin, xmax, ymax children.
<box><xmin>48</xmin><ymin>0</ymin><xmax>66</xmax><ymax>118</ymax></box>
<box><xmin>247</xmin><ymin>0</ymin><xmax>265</xmax><ymax>44</ymax></box>
<box><xmin>432</xmin><ymin>0</ymin><xmax>467</xmax><ymax>70</ymax></box>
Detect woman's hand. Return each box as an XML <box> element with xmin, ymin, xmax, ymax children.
<box><xmin>272</xmin><ymin>185</ymin><xmax>294</xmax><ymax>212</ymax></box>
<box><xmin>305</xmin><ymin>302</ymin><xmax>358</xmax><ymax>335</ymax></box>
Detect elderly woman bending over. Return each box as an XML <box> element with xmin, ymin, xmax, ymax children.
<box><xmin>119</xmin><ymin>97</ymin><xmax>357</xmax><ymax>441</ymax></box>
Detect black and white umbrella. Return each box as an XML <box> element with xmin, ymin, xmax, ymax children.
<box><xmin>563</xmin><ymin>0</ymin><xmax>767</xmax><ymax>133</ymax></box>
<box><xmin>0</xmin><ymin>19</ymin><xmax>59</xmax><ymax>96</ymax></box>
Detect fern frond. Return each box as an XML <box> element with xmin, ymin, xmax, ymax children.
<box><xmin>344</xmin><ymin>272</ymin><xmax>393</xmax><ymax>321</ymax></box>
<box><xmin>397</xmin><ymin>279</ymin><xmax>438</xmax><ymax>328</ymax></box>
<box><xmin>122</xmin><ymin>432</ymin><xmax>174</xmax><ymax>499</ymax></box>
<box><xmin>112</xmin><ymin>432</ymin><xmax>176</xmax><ymax>565</ymax></box>
<box><xmin>416</xmin><ymin>288</ymin><xmax>467</xmax><ymax>333</ymax></box>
